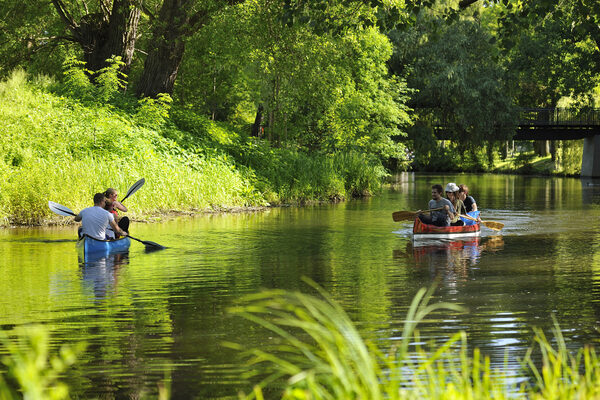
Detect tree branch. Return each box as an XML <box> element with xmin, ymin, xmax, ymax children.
<box><xmin>458</xmin><ymin>0</ymin><xmax>480</xmax><ymax>9</ymax></box>
<box><xmin>51</xmin><ymin>0</ymin><xmax>78</xmax><ymax>30</ymax></box>
<box><xmin>99</xmin><ymin>0</ymin><xmax>112</xmax><ymax>21</ymax></box>
<box><xmin>141</xmin><ymin>4</ymin><xmax>156</xmax><ymax>21</ymax></box>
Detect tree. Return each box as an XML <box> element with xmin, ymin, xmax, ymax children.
<box><xmin>136</xmin><ymin>0</ymin><xmax>244</xmax><ymax>98</ymax></box>
<box><xmin>50</xmin><ymin>0</ymin><xmax>142</xmax><ymax>75</ymax></box>
<box><xmin>388</xmin><ymin>4</ymin><xmax>516</xmax><ymax>149</ymax></box>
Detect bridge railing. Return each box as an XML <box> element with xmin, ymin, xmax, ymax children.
<box><xmin>519</xmin><ymin>108</ymin><xmax>600</xmax><ymax>126</ymax></box>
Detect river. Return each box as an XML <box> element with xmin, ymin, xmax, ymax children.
<box><xmin>1</xmin><ymin>173</ymin><xmax>600</xmax><ymax>398</ymax></box>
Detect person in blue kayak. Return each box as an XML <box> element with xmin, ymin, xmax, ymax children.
<box><xmin>75</xmin><ymin>193</ymin><xmax>128</xmax><ymax>240</ymax></box>
<box><xmin>104</xmin><ymin>187</ymin><xmax>129</xmax><ymax>234</ymax></box>
<box><xmin>418</xmin><ymin>184</ymin><xmax>455</xmax><ymax>227</ymax></box>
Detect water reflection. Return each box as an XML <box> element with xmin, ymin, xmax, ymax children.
<box><xmin>394</xmin><ymin>236</ymin><xmax>505</xmax><ymax>286</ymax></box>
<box><xmin>5</xmin><ymin>173</ymin><xmax>600</xmax><ymax>398</ymax></box>
<box><xmin>79</xmin><ymin>251</ymin><xmax>129</xmax><ymax>301</ymax></box>
<box><xmin>581</xmin><ymin>177</ymin><xmax>600</xmax><ymax>205</ymax></box>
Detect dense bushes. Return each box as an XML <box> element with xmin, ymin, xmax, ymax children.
<box><xmin>0</xmin><ymin>70</ymin><xmax>389</xmax><ymax>225</ymax></box>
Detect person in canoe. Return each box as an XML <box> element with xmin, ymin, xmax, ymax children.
<box><xmin>417</xmin><ymin>184</ymin><xmax>455</xmax><ymax>227</ymax></box>
<box><xmin>445</xmin><ymin>182</ymin><xmax>466</xmax><ymax>226</ymax></box>
<box><xmin>104</xmin><ymin>187</ymin><xmax>129</xmax><ymax>235</ymax></box>
<box><xmin>75</xmin><ymin>193</ymin><xmax>128</xmax><ymax>241</ymax></box>
<box><xmin>458</xmin><ymin>184</ymin><xmax>477</xmax><ymax>212</ymax></box>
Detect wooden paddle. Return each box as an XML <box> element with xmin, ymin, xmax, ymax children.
<box><xmin>392</xmin><ymin>207</ymin><xmax>444</xmax><ymax>222</ymax></box>
<box><xmin>459</xmin><ymin>213</ymin><xmax>504</xmax><ymax>231</ymax></box>
<box><xmin>48</xmin><ymin>201</ymin><xmax>165</xmax><ymax>250</ymax></box>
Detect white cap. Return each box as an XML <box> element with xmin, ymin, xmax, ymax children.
<box><xmin>445</xmin><ymin>182</ymin><xmax>459</xmax><ymax>192</ymax></box>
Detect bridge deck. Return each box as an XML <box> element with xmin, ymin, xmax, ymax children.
<box><xmin>403</xmin><ymin>108</ymin><xmax>600</xmax><ymax>141</ymax></box>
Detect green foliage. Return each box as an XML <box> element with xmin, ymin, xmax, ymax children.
<box><xmin>170</xmin><ymin>109</ymin><xmax>388</xmax><ymax>202</ymax></box>
<box><xmin>61</xmin><ymin>55</ymin><xmax>93</xmax><ymax>100</ymax></box>
<box><xmin>0</xmin><ymin>69</ymin><xmax>393</xmax><ymax>224</ymax></box>
<box><xmin>135</xmin><ymin>93</ymin><xmax>173</xmax><ymax>129</ymax></box>
<box><xmin>557</xmin><ymin>140</ymin><xmax>583</xmax><ymax>176</ymax></box>
<box><xmin>95</xmin><ymin>56</ymin><xmax>127</xmax><ymax>102</ymax></box>
<box><xmin>181</xmin><ymin>2</ymin><xmax>412</xmax><ymax>162</ymax></box>
<box><xmin>61</xmin><ymin>55</ymin><xmax>128</xmax><ymax>104</ymax></box>
<box><xmin>230</xmin><ymin>282</ymin><xmax>600</xmax><ymax>400</ymax></box>
<box><xmin>514</xmin><ymin>151</ymin><xmax>536</xmax><ymax>173</ymax></box>
<box><xmin>0</xmin><ymin>69</ymin><xmax>265</xmax><ymax>224</ymax></box>
<box><xmin>0</xmin><ymin>326</ymin><xmax>85</xmax><ymax>400</ymax></box>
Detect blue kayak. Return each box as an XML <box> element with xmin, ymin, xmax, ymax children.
<box><xmin>77</xmin><ymin>235</ymin><xmax>131</xmax><ymax>260</ymax></box>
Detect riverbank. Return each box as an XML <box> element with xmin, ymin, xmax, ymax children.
<box><xmin>491</xmin><ymin>146</ymin><xmax>583</xmax><ymax>177</ymax></box>
<box><xmin>0</xmin><ymin>70</ymin><xmax>385</xmax><ymax>226</ymax></box>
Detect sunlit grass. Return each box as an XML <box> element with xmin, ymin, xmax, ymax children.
<box><xmin>0</xmin><ymin>70</ymin><xmax>389</xmax><ymax>225</ymax></box>
<box><xmin>229</xmin><ymin>280</ymin><xmax>600</xmax><ymax>400</ymax></box>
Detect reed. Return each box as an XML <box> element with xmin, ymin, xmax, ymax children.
<box><xmin>229</xmin><ymin>280</ymin><xmax>600</xmax><ymax>400</ymax></box>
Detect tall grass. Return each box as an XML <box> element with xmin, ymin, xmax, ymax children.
<box><xmin>229</xmin><ymin>280</ymin><xmax>600</xmax><ymax>399</ymax></box>
<box><xmin>0</xmin><ymin>70</ymin><xmax>263</xmax><ymax>224</ymax></box>
<box><xmin>0</xmin><ymin>70</ymin><xmax>390</xmax><ymax>224</ymax></box>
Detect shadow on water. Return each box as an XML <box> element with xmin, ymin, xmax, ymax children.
<box><xmin>7</xmin><ymin>238</ymin><xmax>76</xmax><ymax>243</ymax></box>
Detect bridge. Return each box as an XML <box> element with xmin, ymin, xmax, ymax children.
<box><xmin>514</xmin><ymin>108</ymin><xmax>600</xmax><ymax>140</ymax></box>
<box><xmin>514</xmin><ymin>108</ymin><xmax>600</xmax><ymax>177</ymax></box>
<box><xmin>417</xmin><ymin>108</ymin><xmax>600</xmax><ymax>177</ymax></box>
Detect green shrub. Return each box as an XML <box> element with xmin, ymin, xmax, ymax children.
<box><xmin>0</xmin><ymin>326</ymin><xmax>85</xmax><ymax>400</ymax></box>
<box><xmin>0</xmin><ymin>70</ymin><xmax>265</xmax><ymax>224</ymax></box>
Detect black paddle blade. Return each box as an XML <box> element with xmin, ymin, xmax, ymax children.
<box><xmin>142</xmin><ymin>240</ymin><xmax>166</xmax><ymax>250</ymax></box>
<box><xmin>121</xmin><ymin>178</ymin><xmax>145</xmax><ymax>202</ymax></box>
<box><xmin>128</xmin><ymin>235</ymin><xmax>165</xmax><ymax>250</ymax></box>
<box><xmin>48</xmin><ymin>201</ymin><xmax>76</xmax><ymax>217</ymax></box>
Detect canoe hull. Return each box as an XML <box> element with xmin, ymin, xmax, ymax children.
<box><xmin>412</xmin><ymin>217</ymin><xmax>480</xmax><ymax>240</ymax></box>
<box><xmin>77</xmin><ymin>235</ymin><xmax>131</xmax><ymax>261</ymax></box>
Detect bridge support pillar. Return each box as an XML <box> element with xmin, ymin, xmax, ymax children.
<box><xmin>582</xmin><ymin>135</ymin><xmax>600</xmax><ymax>177</ymax></box>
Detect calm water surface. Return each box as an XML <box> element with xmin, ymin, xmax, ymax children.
<box><xmin>2</xmin><ymin>173</ymin><xmax>600</xmax><ymax>398</ymax></box>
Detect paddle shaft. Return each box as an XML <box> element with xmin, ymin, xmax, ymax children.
<box><xmin>48</xmin><ymin>201</ymin><xmax>164</xmax><ymax>248</ymax></box>
<box><xmin>421</xmin><ymin>207</ymin><xmax>445</xmax><ymax>214</ymax></box>
<box><xmin>458</xmin><ymin>213</ymin><xmax>504</xmax><ymax>231</ymax></box>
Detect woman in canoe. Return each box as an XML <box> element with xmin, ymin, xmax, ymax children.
<box><xmin>104</xmin><ymin>188</ymin><xmax>129</xmax><ymax>236</ymax></box>
<box><xmin>445</xmin><ymin>182</ymin><xmax>466</xmax><ymax>226</ymax></box>
<box><xmin>458</xmin><ymin>184</ymin><xmax>477</xmax><ymax>212</ymax></box>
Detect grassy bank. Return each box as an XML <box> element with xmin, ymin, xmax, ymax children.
<box><xmin>492</xmin><ymin>149</ymin><xmax>583</xmax><ymax>177</ymax></box>
<box><xmin>0</xmin><ymin>70</ymin><xmax>386</xmax><ymax>225</ymax></box>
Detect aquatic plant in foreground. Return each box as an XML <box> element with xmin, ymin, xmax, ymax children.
<box><xmin>229</xmin><ymin>280</ymin><xmax>600</xmax><ymax>399</ymax></box>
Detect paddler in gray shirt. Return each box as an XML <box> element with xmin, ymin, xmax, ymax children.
<box><xmin>417</xmin><ymin>184</ymin><xmax>455</xmax><ymax>227</ymax></box>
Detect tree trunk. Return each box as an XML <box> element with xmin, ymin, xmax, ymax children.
<box><xmin>136</xmin><ymin>0</ymin><xmax>244</xmax><ymax>98</ymax></box>
<box><xmin>136</xmin><ymin>0</ymin><xmax>204</xmax><ymax>97</ymax></box>
<box><xmin>136</xmin><ymin>37</ymin><xmax>186</xmax><ymax>97</ymax></box>
<box><xmin>51</xmin><ymin>0</ymin><xmax>140</xmax><ymax>75</ymax></box>
<box><xmin>534</xmin><ymin>140</ymin><xmax>549</xmax><ymax>157</ymax></box>
<box><xmin>252</xmin><ymin>104</ymin><xmax>264</xmax><ymax>137</ymax></box>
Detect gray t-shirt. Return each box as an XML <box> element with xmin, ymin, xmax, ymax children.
<box><xmin>79</xmin><ymin>206</ymin><xmax>114</xmax><ymax>240</ymax></box>
<box><xmin>428</xmin><ymin>198</ymin><xmax>454</xmax><ymax>226</ymax></box>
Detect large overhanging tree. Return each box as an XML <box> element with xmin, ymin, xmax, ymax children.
<box><xmin>136</xmin><ymin>0</ymin><xmax>243</xmax><ymax>98</ymax></box>
<box><xmin>50</xmin><ymin>0</ymin><xmax>142</xmax><ymax>75</ymax></box>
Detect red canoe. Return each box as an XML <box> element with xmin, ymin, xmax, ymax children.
<box><xmin>413</xmin><ymin>217</ymin><xmax>480</xmax><ymax>240</ymax></box>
